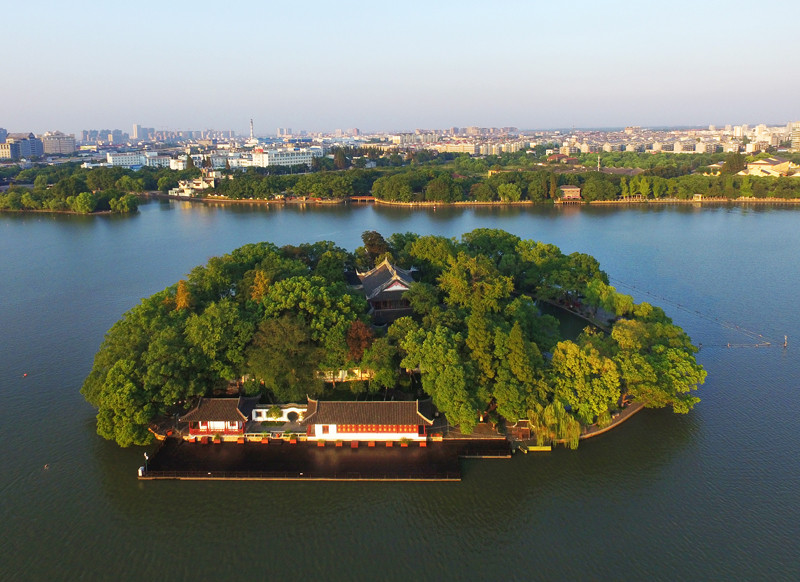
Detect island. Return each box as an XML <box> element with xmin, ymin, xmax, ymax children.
<box><xmin>81</xmin><ymin>229</ymin><xmax>705</xmax><ymax>478</ymax></box>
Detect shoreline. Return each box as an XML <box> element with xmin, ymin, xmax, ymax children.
<box><xmin>0</xmin><ymin>208</ymin><xmax>115</xmax><ymax>216</ymax></box>
<box><xmin>588</xmin><ymin>196</ymin><xmax>800</xmax><ymax>205</ymax></box>
<box><xmin>147</xmin><ymin>192</ymin><xmax>800</xmax><ymax>208</ymax></box>
<box><xmin>579</xmin><ymin>401</ymin><xmax>645</xmax><ymax>440</ymax></box>
<box><xmin>139</xmin><ymin>404</ymin><xmax>650</xmax><ymax>482</ymax></box>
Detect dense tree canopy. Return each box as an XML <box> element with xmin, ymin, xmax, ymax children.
<box><xmin>4</xmin><ymin>147</ymin><xmax>800</xmax><ymax>217</ymax></box>
<box><xmin>82</xmin><ymin>230</ymin><xmax>704</xmax><ymax>447</ymax></box>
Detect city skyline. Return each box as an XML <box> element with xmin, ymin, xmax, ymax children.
<box><xmin>3</xmin><ymin>0</ymin><xmax>798</xmax><ymax>136</ymax></box>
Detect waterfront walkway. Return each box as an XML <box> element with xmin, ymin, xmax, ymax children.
<box><xmin>580</xmin><ymin>401</ymin><xmax>644</xmax><ymax>440</ymax></box>
<box><xmin>140</xmin><ymin>438</ymin><xmax>510</xmax><ymax>482</ymax></box>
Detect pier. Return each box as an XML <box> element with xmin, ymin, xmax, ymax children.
<box><xmin>139</xmin><ymin>438</ymin><xmax>510</xmax><ymax>482</ymax></box>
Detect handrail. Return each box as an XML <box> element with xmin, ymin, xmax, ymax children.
<box><xmin>139</xmin><ymin>469</ymin><xmax>461</xmax><ymax>480</ymax></box>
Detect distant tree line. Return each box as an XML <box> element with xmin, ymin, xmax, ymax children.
<box><xmin>211</xmin><ymin>150</ymin><xmax>800</xmax><ymax>203</ymax></box>
<box><xmin>0</xmin><ymin>163</ymin><xmax>201</xmax><ymax>214</ymax></box>
<box><xmin>5</xmin><ymin>149</ymin><xmax>798</xmax><ymax>214</ymax></box>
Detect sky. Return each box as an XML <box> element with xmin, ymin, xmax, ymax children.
<box><xmin>2</xmin><ymin>0</ymin><xmax>798</xmax><ymax>136</ymax></box>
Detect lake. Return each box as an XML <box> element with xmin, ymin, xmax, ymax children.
<box><xmin>2</xmin><ymin>200</ymin><xmax>799</xmax><ymax>580</ymax></box>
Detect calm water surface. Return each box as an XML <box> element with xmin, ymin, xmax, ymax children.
<box><xmin>2</xmin><ymin>201</ymin><xmax>799</xmax><ymax>580</ymax></box>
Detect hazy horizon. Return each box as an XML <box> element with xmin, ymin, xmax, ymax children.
<box><xmin>3</xmin><ymin>0</ymin><xmax>798</xmax><ymax>137</ymax></box>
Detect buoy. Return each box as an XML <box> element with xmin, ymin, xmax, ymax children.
<box><xmin>44</xmin><ymin>464</ymin><xmax>49</xmax><ymax>470</ymax></box>
<box><xmin>23</xmin><ymin>373</ymin><xmax>27</xmax><ymax>377</ymax></box>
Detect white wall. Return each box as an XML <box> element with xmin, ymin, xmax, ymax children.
<box><xmin>308</xmin><ymin>424</ymin><xmax>425</xmax><ymax>441</ymax></box>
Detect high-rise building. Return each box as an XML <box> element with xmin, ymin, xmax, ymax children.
<box><xmin>791</xmin><ymin>122</ymin><xmax>800</xmax><ymax>152</ymax></box>
<box><xmin>5</xmin><ymin>133</ymin><xmax>43</xmax><ymax>158</ymax></box>
<box><xmin>0</xmin><ymin>127</ymin><xmax>7</xmax><ymax>143</ymax></box>
<box><xmin>0</xmin><ymin>142</ymin><xmax>21</xmax><ymax>159</ymax></box>
<box><xmin>42</xmin><ymin>131</ymin><xmax>77</xmax><ymax>154</ymax></box>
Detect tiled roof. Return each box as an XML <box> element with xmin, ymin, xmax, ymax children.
<box><xmin>179</xmin><ymin>396</ymin><xmax>258</xmax><ymax>423</ymax></box>
<box><xmin>357</xmin><ymin>259</ymin><xmax>414</xmax><ymax>301</ymax></box>
<box><xmin>302</xmin><ymin>399</ymin><xmax>434</xmax><ymax>426</ymax></box>
<box><xmin>750</xmin><ymin>157</ymin><xmax>787</xmax><ymax>166</ymax></box>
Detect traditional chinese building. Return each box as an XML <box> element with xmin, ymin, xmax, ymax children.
<box><xmin>559</xmin><ymin>185</ymin><xmax>582</xmax><ymax>202</ymax></box>
<box><xmin>737</xmin><ymin>157</ymin><xmax>798</xmax><ymax>178</ymax></box>
<box><xmin>179</xmin><ymin>396</ymin><xmax>258</xmax><ymax>440</ymax></box>
<box><xmin>356</xmin><ymin>258</ymin><xmax>415</xmax><ymax>323</ymax></box>
<box><xmin>301</xmin><ymin>399</ymin><xmax>434</xmax><ymax>442</ymax></box>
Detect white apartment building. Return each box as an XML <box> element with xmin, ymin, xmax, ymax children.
<box><xmin>107</xmin><ymin>152</ymin><xmax>145</xmax><ymax>168</ymax></box>
<box><xmin>250</xmin><ymin>148</ymin><xmax>317</xmax><ymax>168</ymax></box>
<box><xmin>432</xmin><ymin>143</ymin><xmax>479</xmax><ymax>155</ymax></box>
<box><xmin>143</xmin><ymin>152</ymin><xmax>171</xmax><ymax>168</ymax></box>
<box><xmin>695</xmin><ymin>142</ymin><xmax>717</xmax><ymax>154</ymax></box>
<box><xmin>391</xmin><ymin>134</ymin><xmax>415</xmax><ymax>145</ymax></box>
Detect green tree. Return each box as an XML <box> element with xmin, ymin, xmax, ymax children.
<box><xmin>371</xmin><ymin>173</ymin><xmax>413</xmax><ymax>202</ymax></box>
<box><xmin>401</xmin><ymin>326</ymin><xmax>479</xmax><ymax>433</ymax></box>
<box><xmin>158</xmin><ymin>176</ymin><xmax>177</xmax><ymax>192</ymax></box>
<box><xmin>721</xmin><ymin>152</ymin><xmax>746</xmax><ymax>174</ymax></box>
<box><xmin>620</xmin><ymin>176</ymin><xmax>629</xmax><ymax>198</ymax></box>
<box><xmin>360</xmin><ymin>230</ymin><xmax>390</xmax><ymax>267</ymax></box>
<box><xmin>262</xmin><ymin>276</ymin><xmax>366</xmax><ymax>368</ymax></box>
<box><xmin>333</xmin><ymin>149</ymin><xmax>349</xmax><ymax>170</ymax></box>
<box><xmin>497</xmin><ymin>182</ymin><xmax>522</xmax><ymax>202</ymax></box>
<box><xmin>94</xmin><ymin>359</ymin><xmax>156</xmax><ymax>447</ymax></box>
<box><xmin>405</xmin><ymin>282</ymin><xmax>440</xmax><ymax>316</ymax></box>
<box><xmin>246</xmin><ymin>315</ymin><xmax>323</xmax><ymax>401</ymax></box>
<box><xmin>424</xmin><ymin>175</ymin><xmax>460</xmax><ymax>202</ymax></box>
<box><xmin>115</xmin><ymin>175</ymin><xmax>144</xmax><ymax>193</ymax></box>
<box><xmin>638</xmin><ymin>176</ymin><xmax>651</xmax><ymax>198</ymax></box>
<box><xmin>108</xmin><ymin>194</ymin><xmax>139</xmax><ymax>213</ymax></box>
<box><xmin>361</xmin><ymin>336</ymin><xmax>399</xmax><ymax>390</ymax></box>
<box><xmin>184</xmin><ymin>299</ymin><xmax>254</xmax><ymax>382</ymax></box>
<box><xmin>611</xmin><ymin>318</ymin><xmax>704</xmax><ymax>412</ymax></box>
<box><xmin>549</xmin><ymin>340</ymin><xmax>620</xmax><ymax>424</ymax></box>
<box><xmin>548</xmin><ymin>173</ymin><xmax>558</xmax><ymax>199</ymax></box>
<box><xmin>69</xmin><ymin>191</ymin><xmax>99</xmax><ymax>213</ymax></box>
<box><xmin>467</xmin><ymin>182</ymin><xmax>492</xmax><ymax>201</ymax></box>
<box><xmin>438</xmin><ymin>252</ymin><xmax>514</xmax><ymax>313</ymax></box>
<box><xmin>20</xmin><ymin>191</ymin><xmax>42</xmax><ymax>209</ymax></box>
<box><xmin>492</xmin><ymin>322</ymin><xmax>547</xmax><ymax>421</ymax></box>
